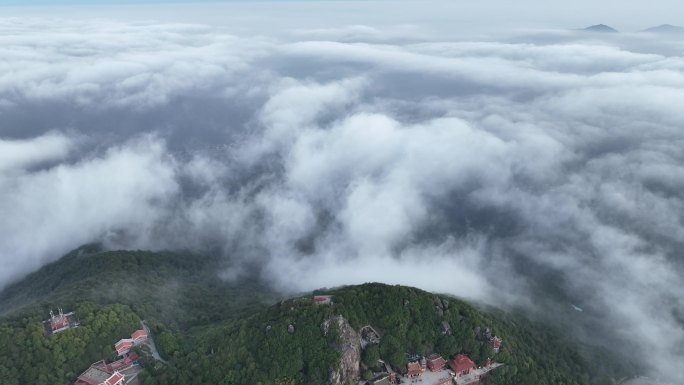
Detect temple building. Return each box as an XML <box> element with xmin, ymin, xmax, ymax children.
<box><xmin>131</xmin><ymin>329</ymin><xmax>148</xmax><ymax>343</ymax></box>
<box><xmin>74</xmin><ymin>361</ymin><xmax>126</xmax><ymax>385</ymax></box>
<box><xmin>426</xmin><ymin>354</ymin><xmax>446</xmax><ymax>371</ymax></box>
<box><xmin>407</xmin><ymin>361</ymin><xmax>423</xmax><ymax>377</ymax></box>
<box><xmin>114</xmin><ymin>327</ymin><xmax>149</xmax><ymax>356</ymax></box>
<box><xmin>74</xmin><ymin>352</ymin><xmax>139</xmax><ymax>385</ymax></box>
<box><xmin>115</xmin><ymin>340</ymin><xmax>134</xmax><ymax>356</ymax></box>
<box><xmin>449</xmin><ymin>354</ymin><xmax>476</xmax><ymax>377</ymax></box>
<box><xmin>103</xmin><ymin>372</ymin><xmax>125</xmax><ymax>385</ymax></box>
<box><xmin>313</xmin><ymin>295</ymin><xmax>333</xmax><ymax>305</ymax></box>
<box><xmin>43</xmin><ymin>308</ymin><xmax>79</xmax><ymax>335</ymax></box>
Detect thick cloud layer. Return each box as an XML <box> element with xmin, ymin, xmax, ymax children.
<box><xmin>1</xmin><ymin>13</ymin><xmax>683</xmax><ymax>381</ymax></box>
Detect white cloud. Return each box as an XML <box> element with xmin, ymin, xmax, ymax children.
<box><xmin>0</xmin><ymin>132</ymin><xmax>74</xmax><ymax>173</ymax></box>
<box><xmin>0</xmin><ymin>135</ymin><xmax>178</xmax><ymax>285</ymax></box>
<box><xmin>0</xmin><ymin>15</ymin><xmax>683</xmax><ymax>382</ymax></box>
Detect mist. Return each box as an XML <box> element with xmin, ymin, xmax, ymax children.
<box><xmin>1</xmin><ymin>2</ymin><xmax>683</xmax><ymax>382</ymax></box>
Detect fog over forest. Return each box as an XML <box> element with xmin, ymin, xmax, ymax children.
<box><xmin>0</xmin><ymin>1</ymin><xmax>683</xmax><ymax>382</ymax></box>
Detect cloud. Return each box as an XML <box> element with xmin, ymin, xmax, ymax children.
<box><xmin>0</xmin><ymin>135</ymin><xmax>178</xmax><ymax>285</ymax></box>
<box><xmin>0</xmin><ymin>132</ymin><xmax>74</xmax><ymax>173</ymax></box>
<box><xmin>0</xmin><ymin>16</ymin><xmax>683</xmax><ymax>382</ymax></box>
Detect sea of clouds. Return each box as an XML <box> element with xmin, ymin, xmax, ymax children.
<box><xmin>1</xmin><ymin>9</ymin><xmax>683</xmax><ymax>380</ymax></box>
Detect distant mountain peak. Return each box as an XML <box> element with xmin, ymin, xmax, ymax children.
<box><xmin>582</xmin><ymin>24</ymin><xmax>619</xmax><ymax>33</ymax></box>
<box><xmin>642</xmin><ymin>24</ymin><xmax>684</xmax><ymax>33</ymax></box>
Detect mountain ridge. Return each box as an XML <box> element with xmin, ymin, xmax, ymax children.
<box><xmin>642</xmin><ymin>24</ymin><xmax>684</xmax><ymax>33</ymax></box>
<box><xmin>0</xmin><ymin>248</ymin><xmax>635</xmax><ymax>385</ymax></box>
<box><xmin>581</xmin><ymin>24</ymin><xmax>619</xmax><ymax>33</ymax></box>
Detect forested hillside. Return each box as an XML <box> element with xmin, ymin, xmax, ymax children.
<box><xmin>0</xmin><ymin>249</ymin><xmax>632</xmax><ymax>385</ymax></box>
<box><xmin>144</xmin><ymin>283</ymin><xmax>630</xmax><ymax>385</ymax></box>
<box><xmin>0</xmin><ymin>303</ymin><xmax>140</xmax><ymax>385</ymax></box>
<box><xmin>0</xmin><ymin>245</ymin><xmax>276</xmax><ymax>327</ymax></box>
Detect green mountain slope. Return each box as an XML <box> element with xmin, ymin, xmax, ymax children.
<box><xmin>0</xmin><ymin>249</ymin><xmax>632</xmax><ymax>385</ymax></box>
<box><xmin>151</xmin><ymin>283</ymin><xmax>630</xmax><ymax>385</ymax></box>
<box><xmin>0</xmin><ymin>245</ymin><xmax>276</xmax><ymax>328</ymax></box>
<box><xmin>0</xmin><ymin>303</ymin><xmax>141</xmax><ymax>385</ymax></box>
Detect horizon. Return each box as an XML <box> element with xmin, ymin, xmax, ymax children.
<box><xmin>0</xmin><ymin>0</ymin><xmax>683</xmax><ymax>33</ymax></box>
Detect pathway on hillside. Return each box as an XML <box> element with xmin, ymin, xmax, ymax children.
<box><xmin>142</xmin><ymin>321</ymin><xmax>168</xmax><ymax>364</ymax></box>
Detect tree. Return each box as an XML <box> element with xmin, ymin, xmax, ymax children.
<box><xmin>362</xmin><ymin>345</ymin><xmax>380</xmax><ymax>368</ymax></box>
<box><xmin>156</xmin><ymin>331</ymin><xmax>180</xmax><ymax>359</ymax></box>
<box><xmin>388</xmin><ymin>350</ymin><xmax>407</xmax><ymax>369</ymax></box>
<box><xmin>362</xmin><ymin>370</ymin><xmax>373</xmax><ymax>381</ymax></box>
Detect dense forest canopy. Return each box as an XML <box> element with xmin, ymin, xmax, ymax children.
<box><xmin>0</xmin><ymin>245</ymin><xmax>276</xmax><ymax>327</ymax></box>
<box><xmin>0</xmin><ymin>249</ymin><xmax>633</xmax><ymax>385</ymax></box>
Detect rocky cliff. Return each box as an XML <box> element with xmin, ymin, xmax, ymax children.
<box><xmin>324</xmin><ymin>315</ymin><xmax>360</xmax><ymax>385</ymax></box>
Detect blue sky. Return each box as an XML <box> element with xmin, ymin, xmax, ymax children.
<box><xmin>2</xmin><ymin>0</ymin><xmax>683</xmax><ymax>30</ymax></box>
<box><xmin>2</xmin><ymin>0</ymin><xmax>682</xmax><ymax>33</ymax></box>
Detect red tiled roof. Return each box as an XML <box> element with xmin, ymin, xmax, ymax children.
<box><xmin>131</xmin><ymin>329</ymin><xmax>147</xmax><ymax>340</ymax></box>
<box><xmin>104</xmin><ymin>372</ymin><xmax>123</xmax><ymax>385</ymax></box>
<box><xmin>490</xmin><ymin>336</ymin><xmax>502</xmax><ymax>349</ymax></box>
<box><xmin>75</xmin><ymin>376</ymin><xmax>100</xmax><ymax>385</ymax></box>
<box><xmin>407</xmin><ymin>361</ymin><xmax>422</xmax><ymax>376</ymax></box>
<box><xmin>427</xmin><ymin>354</ymin><xmax>446</xmax><ymax>371</ymax></box>
<box><xmin>115</xmin><ymin>340</ymin><xmax>133</xmax><ymax>353</ymax></box>
<box><xmin>76</xmin><ymin>365</ymin><xmax>111</xmax><ymax>385</ymax></box>
<box><xmin>109</xmin><ymin>350</ymin><xmax>141</xmax><ymax>372</ymax></box>
<box><xmin>313</xmin><ymin>296</ymin><xmax>332</xmax><ymax>303</ymax></box>
<box><xmin>449</xmin><ymin>354</ymin><xmax>476</xmax><ymax>375</ymax></box>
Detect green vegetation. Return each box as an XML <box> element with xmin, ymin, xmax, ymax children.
<box><xmin>328</xmin><ymin>284</ymin><xmax>628</xmax><ymax>385</ymax></box>
<box><xmin>132</xmin><ymin>283</ymin><xmax>630</xmax><ymax>385</ymax></box>
<box><xmin>0</xmin><ymin>303</ymin><xmax>139</xmax><ymax>385</ymax></box>
<box><xmin>0</xmin><ymin>249</ymin><xmax>631</xmax><ymax>385</ymax></box>
<box><xmin>0</xmin><ymin>245</ymin><xmax>276</xmax><ymax>328</ymax></box>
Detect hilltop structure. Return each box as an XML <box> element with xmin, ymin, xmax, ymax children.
<box><xmin>43</xmin><ymin>308</ymin><xmax>79</xmax><ymax>335</ymax></box>
<box><xmin>313</xmin><ymin>295</ymin><xmax>333</xmax><ymax>305</ymax></box>
<box><xmin>449</xmin><ymin>354</ymin><xmax>476</xmax><ymax>377</ymax></box>
<box><xmin>360</xmin><ymin>325</ymin><xmax>381</xmax><ymax>347</ymax></box>
<box><xmin>114</xmin><ymin>328</ymin><xmax>149</xmax><ymax>356</ymax></box>
<box><xmin>427</xmin><ymin>353</ymin><xmax>446</xmax><ymax>371</ymax></box>
<box><xmin>74</xmin><ymin>360</ymin><xmax>127</xmax><ymax>385</ymax></box>
<box><xmin>447</xmin><ymin>354</ymin><xmax>503</xmax><ymax>385</ymax></box>
<box><xmin>407</xmin><ymin>361</ymin><xmax>423</xmax><ymax>378</ymax></box>
<box><xmin>74</xmin><ymin>325</ymin><xmax>153</xmax><ymax>384</ymax></box>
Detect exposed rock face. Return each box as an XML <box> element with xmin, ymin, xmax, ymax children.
<box><xmin>321</xmin><ymin>319</ymin><xmax>332</xmax><ymax>336</ymax></box>
<box><xmin>434</xmin><ymin>296</ymin><xmax>446</xmax><ymax>317</ymax></box>
<box><xmin>327</xmin><ymin>315</ymin><xmax>360</xmax><ymax>385</ymax></box>
<box><xmin>441</xmin><ymin>298</ymin><xmax>449</xmax><ymax>310</ymax></box>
